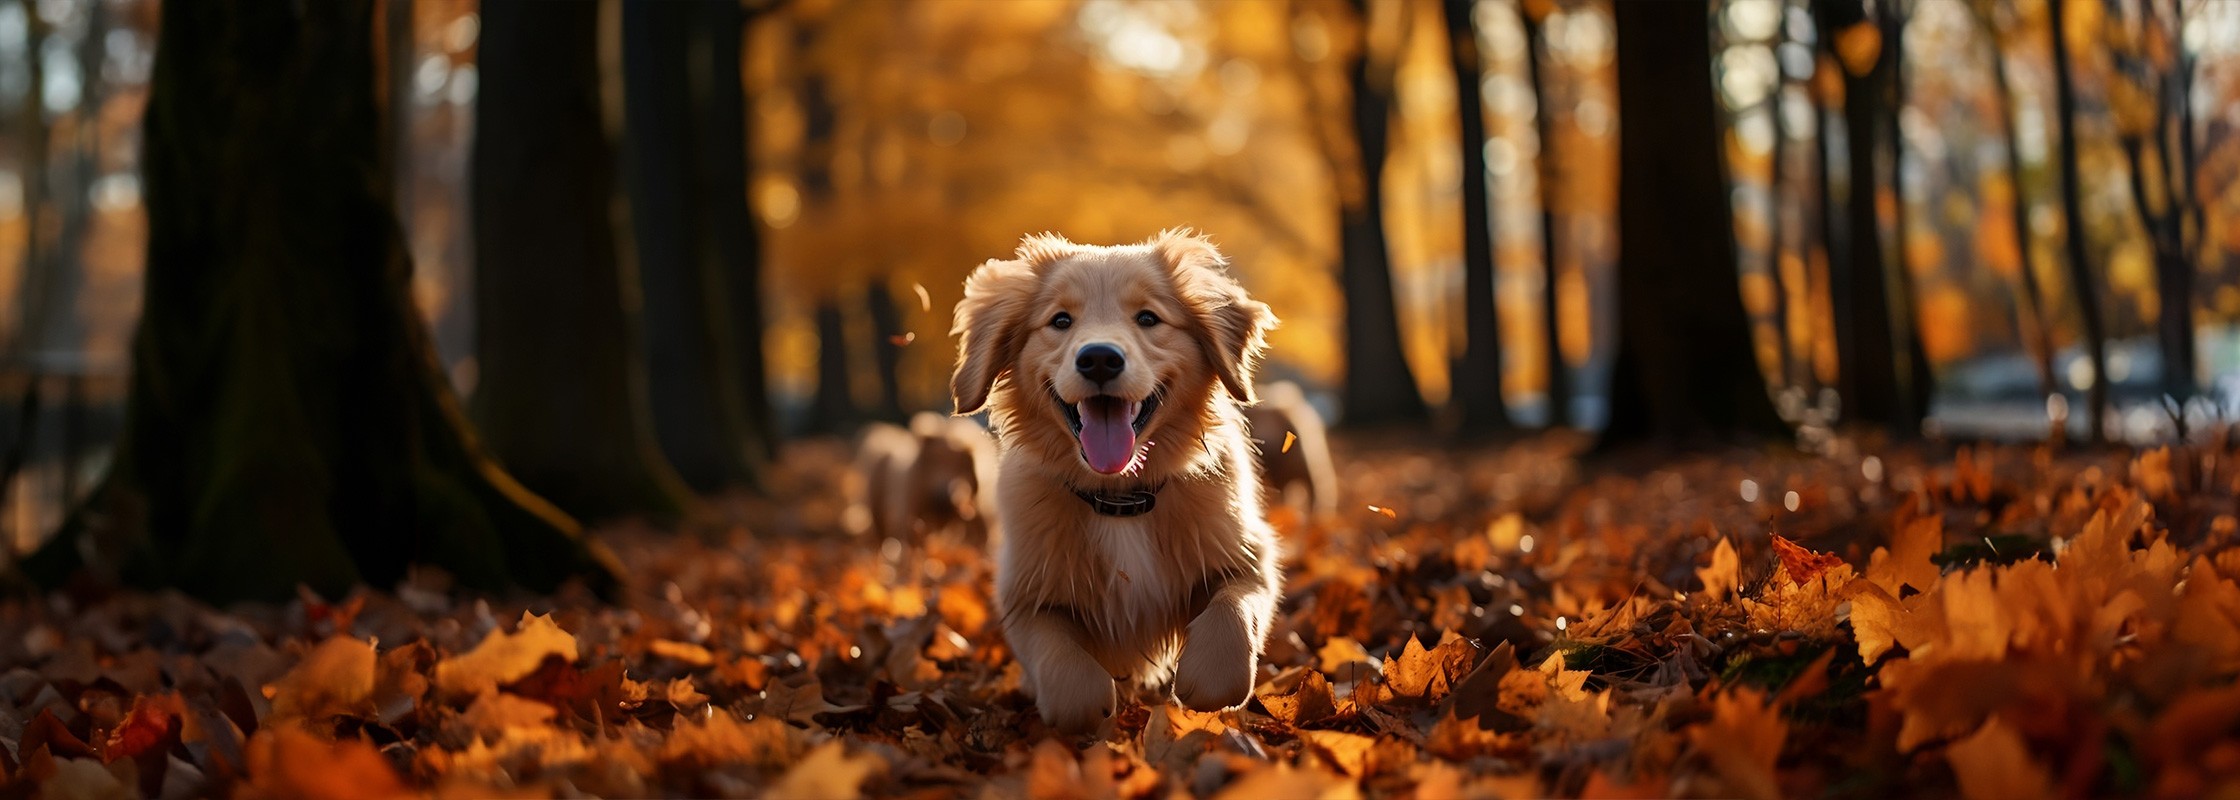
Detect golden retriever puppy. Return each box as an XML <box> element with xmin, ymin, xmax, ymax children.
<box><xmin>951</xmin><ymin>229</ymin><xmax>1281</xmax><ymax>733</ymax></box>
<box><xmin>1241</xmin><ymin>380</ymin><xmax>1338</xmax><ymax>521</ymax></box>
<box><xmin>851</xmin><ymin>412</ymin><xmax>998</xmax><ymax>543</ymax></box>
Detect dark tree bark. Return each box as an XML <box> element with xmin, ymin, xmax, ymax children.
<box><xmin>1440</xmin><ymin>0</ymin><xmax>1510</xmax><ymax>435</ymax></box>
<box><xmin>1601</xmin><ymin>0</ymin><xmax>1786</xmax><ymax>446</ymax></box>
<box><xmin>1815</xmin><ymin>0</ymin><xmax>1926</xmax><ymax>434</ymax></box>
<box><xmin>2118</xmin><ymin>0</ymin><xmax>2198</xmax><ymax>400</ymax></box>
<box><xmin>807</xmin><ymin>300</ymin><xmax>858</xmax><ymax>433</ymax></box>
<box><xmin>20</xmin><ymin>0</ymin><xmax>620</xmax><ymax>603</ymax></box>
<box><xmin>866</xmin><ymin>281</ymin><xmax>906</xmax><ymax>421</ymax></box>
<box><xmin>2047</xmin><ymin>0</ymin><xmax>2109</xmax><ymax>443</ymax></box>
<box><xmin>1984</xmin><ymin>28</ymin><xmax>2059</xmax><ymax>399</ymax></box>
<box><xmin>1337</xmin><ymin>0</ymin><xmax>1429</xmax><ymax>427</ymax></box>
<box><xmin>473</xmin><ymin>0</ymin><xmax>691</xmax><ymax>519</ymax></box>
<box><xmin>705</xmin><ymin>0</ymin><xmax>775</xmax><ymax>465</ymax></box>
<box><xmin>1882</xmin><ymin>1</ymin><xmax>1935</xmax><ymax>424</ymax></box>
<box><xmin>621</xmin><ymin>0</ymin><xmax>764</xmax><ymax>492</ymax></box>
<box><xmin>1520</xmin><ymin>8</ymin><xmax>1568</xmax><ymax>427</ymax></box>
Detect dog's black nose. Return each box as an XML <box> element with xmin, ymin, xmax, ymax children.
<box><xmin>1075</xmin><ymin>343</ymin><xmax>1126</xmax><ymax>384</ymax></box>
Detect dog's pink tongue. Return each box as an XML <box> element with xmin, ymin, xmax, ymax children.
<box><xmin>1076</xmin><ymin>397</ymin><xmax>1138</xmax><ymax>474</ymax></box>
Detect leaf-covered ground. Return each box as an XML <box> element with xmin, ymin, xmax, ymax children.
<box><xmin>5</xmin><ymin>432</ymin><xmax>2240</xmax><ymax>798</ymax></box>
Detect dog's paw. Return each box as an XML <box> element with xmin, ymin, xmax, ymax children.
<box><xmin>1172</xmin><ymin>644</ymin><xmax>1255</xmax><ymax>712</ymax></box>
<box><xmin>1034</xmin><ymin>671</ymin><xmax>1117</xmax><ymax>734</ymax></box>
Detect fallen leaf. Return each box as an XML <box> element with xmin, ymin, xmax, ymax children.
<box><xmin>1685</xmin><ymin>687</ymin><xmax>1786</xmax><ymax>800</ymax></box>
<box><xmin>1946</xmin><ymin>716</ymin><xmax>2052</xmax><ymax>800</ymax></box>
<box><xmin>1259</xmin><ymin>669</ymin><xmax>1339</xmax><ymax>726</ymax></box>
<box><xmin>766</xmin><ymin>740</ymin><xmax>882</xmax><ymax>800</ymax></box>
<box><xmin>1770</xmin><ymin>535</ymin><xmax>1847</xmax><ymax>585</ymax></box>
<box><xmin>267</xmin><ymin>636</ymin><xmax>377</xmax><ymax>722</ymax></box>
<box><xmin>1300</xmin><ymin>729</ymin><xmax>1375</xmax><ymax>777</ymax></box>
<box><xmin>1697</xmin><ymin>538</ymin><xmax>1740</xmax><ymax>601</ymax></box>
<box><xmin>240</xmin><ymin>724</ymin><xmax>409</xmax><ymax>800</ymax></box>
<box><xmin>1316</xmin><ymin>637</ymin><xmax>1375</xmax><ymax>676</ymax></box>
<box><xmin>1211</xmin><ymin>762</ymin><xmax>1358</xmax><ymax>799</ymax></box>
<box><xmin>433</xmin><ymin>612</ymin><xmax>578</xmax><ymax>699</ymax></box>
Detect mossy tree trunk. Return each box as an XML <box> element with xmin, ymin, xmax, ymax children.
<box><xmin>621</xmin><ymin>0</ymin><xmax>766</xmax><ymax>492</ymax></box>
<box><xmin>21</xmin><ymin>0</ymin><xmax>619</xmax><ymax>603</ymax></box>
<box><xmin>1601</xmin><ymin>0</ymin><xmax>1786</xmax><ymax>447</ymax></box>
<box><xmin>473</xmin><ymin>0</ymin><xmax>692</xmax><ymax>519</ymax></box>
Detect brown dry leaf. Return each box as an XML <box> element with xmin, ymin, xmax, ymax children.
<box><xmin>760</xmin><ymin>671</ymin><xmax>862</xmax><ymax>725</ymax></box>
<box><xmin>433</xmin><ymin>612</ymin><xmax>578</xmax><ymax>699</ymax></box>
<box><xmin>240</xmin><ymin>723</ymin><xmax>410</xmax><ymax>800</ymax></box>
<box><xmin>765</xmin><ymin>740</ymin><xmax>882</xmax><ymax>800</ymax></box>
<box><xmin>1945</xmin><ymin>716</ymin><xmax>2052</xmax><ymax>800</ymax></box>
<box><xmin>1770</xmin><ymin>535</ymin><xmax>1846</xmax><ymax>585</ymax></box>
<box><xmin>1300</xmin><ymin>729</ymin><xmax>1376</xmax><ymax>777</ymax></box>
<box><xmin>1024</xmin><ymin>739</ymin><xmax>1115</xmax><ymax>800</ymax></box>
<box><xmin>661</xmin><ymin>712</ymin><xmax>799</xmax><ymax>767</ymax></box>
<box><xmin>455</xmin><ymin>690</ymin><xmax>556</xmax><ymax>736</ymax></box>
<box><xmin>1211</xmin><ymin>761</ymin><xmax>1360</xmax><ymax>799</ymax></box>
<box><xmin>101</xmin><ymin>692</ymin><xmax>183</xmax><ymax>763</ymax></box>
<box><xmin>1696</xmin><ymin>538</ymin><xmax>1739</xmax><ymax>601</ymax></box>
<box><xmin>1316</xmin><ymin>637</ymin><xmax>1375</xmax><ymax>676</ymax></box>
<box><xmin>648</xmin><ymin>639</ymin><xmax>715</xmax><ymax>668</ymax></box>
<box><xmin>267</xmin><ymin>636</ymin><xmax>377</xmax><ymax>722</ymax></box>
<box><xmin>1686</xmin><ymin>687</ymin><xmax>1786</xmax><ymax>800</ymax></box>
<box><xmin>1260</xmin><ymin>668</ymin><xmax>1340</xmax><ymax>726</ymax></box>
<box><xmin>1868</xmin><ymin>515</ymin><xmax>1943</xmax><ymax>595</ymax></box>
<box><xmin>1381</xmin><ymin>633</ymin><xmax>1476</xmax><ymax>704</ymax></box>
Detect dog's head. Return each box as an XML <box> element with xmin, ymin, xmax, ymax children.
<box><xmin>950</xmin><ymin>229</ymin><xmax>1276</xmax><ymax>477</ymax></box>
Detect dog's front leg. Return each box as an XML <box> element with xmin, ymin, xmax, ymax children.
<box><xmin>1172</xmin><ymin>575</ymin><xmax>1277</xmax><ymax>712</ymax></box>
<box><xmin>1006</xmin><ymin>608</ymin><xmax>1116</xmax><ymax>733</ymax></box>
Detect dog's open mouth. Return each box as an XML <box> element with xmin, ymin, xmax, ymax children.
<box><xmin>1056</xmin><ymin>387</ymin><xmax>1163</xmax><ymax>475</ymax></box>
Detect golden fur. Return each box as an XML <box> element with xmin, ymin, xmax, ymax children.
<box><xmin>950</xmin><ymin>230</ymin><xmax>1281</xmax><ymax>732</ymax></box>
<box><xmin>1241</xmin><ymin>380</ymin><xmax>1339</xmax><ymax>521</ymax></box>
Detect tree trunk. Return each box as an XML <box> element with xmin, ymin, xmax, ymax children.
<box><xmin>1519</xmin><ymin>9</ymin><xmax>1569</xmax><ymax>428</ymax></box>
<box><xmin>807</xmin><ymin>299</ymin><xmax>857</xmax><ymax>434</ymax></box>
<box><xmin>1987</xmin><ymin>37</ymin><xmax>2058</xmax><ymax>399</ymax></box>
<box><xmin>1601</xmin><ymin>0</ymin><xmax>1785</xmax><ymax>446</ymax></box>
<box><xmin>703</xmin><ymin>0</ymin><xmax>775</xmax><ymax>466</ymax></box>
<box><xmin>621</xmin><ymin>0</ymin><xmax>762</xmax><ymax>492</ymax></box>
<box><xmin>1882</xmin><ymin>2</ymin><xmax>1934</xmax><ymax>426</ymax></box>
<box><xmin>1815</xmin><ymin>0</ymin><xmax>1921</xmax><ymax>434</ymax></box>
<box><xmin>20</xmin><ymin>0</ymin><xmax>621</xmax><ymax>603</ymax></box>
<box><xmin>1440</xmin><ymin>0</ymin><xmax>1509</xmax><ymax>435</ymax></box>
<box><xmin>2047</xmin><ymin>0</ymin><xmax>2109</xmax><ymax>443</ymax></box>
<box><xmin>473</xmin><ymin>0</ymin><xmax>692</xmax><ymax>519</ymax></box>
<box><xmin>866</xmin><ymin>281</ymin><xmax>906</xmax><ymax>421</ymax></box>
<box><xmin>1338</xmin><ymin>0</ymin><xmax>1428</xmax><ymax>427</ymax></box>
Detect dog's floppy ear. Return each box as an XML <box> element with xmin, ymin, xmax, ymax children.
<box><xmin>1151</xmin><ymin>229</ymin><xmax>1279</xmax><ymax>404</ymax></box>
<box><xmin>951</xmin><ymin>234</ymin><xmax>1069</xmax><ymax>414</ymax></box>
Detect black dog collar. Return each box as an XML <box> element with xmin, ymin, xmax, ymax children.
<box><xmin>1073</xmin><ymin>483</ymin><xmax>1163</xmax><ymax>517</ymax></box>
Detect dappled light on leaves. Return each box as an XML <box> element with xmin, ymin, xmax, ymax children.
<box><xmin>3</xmin><ymin>435</ymin><xmax>2240</xmax><ymax>796</ymax></box>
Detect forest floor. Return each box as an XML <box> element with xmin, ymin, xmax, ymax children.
<box><xmin>4</xmin><ymin>429</ymin><xmax>2240</xmax><ymax>799</ymax></box>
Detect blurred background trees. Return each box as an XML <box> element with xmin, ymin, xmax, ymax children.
<box><xmin>3</xmin><ymin>0</ymin><xmax>2240</xmax><ymax>556</ymax></box>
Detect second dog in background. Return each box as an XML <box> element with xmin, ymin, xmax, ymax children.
<box><xmin>1241</xmin><ymin>380</ymin><xmax>1337</xmax><ymax>522</ymax></box>
<box><xmin>850</xmin><ymin>411</ymin><xmax>999</xmax><ymax>544</ymax></box>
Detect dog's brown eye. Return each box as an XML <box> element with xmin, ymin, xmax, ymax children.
<box><xmin>1135</xmin><ymin>311</ymin><xmax>1160</xmax><ymax>327</ymax></box>
<box><xmin>1051</xmin><ymin>312</ymin><xmax>1072</xmax><ymax>330</ymax></box>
